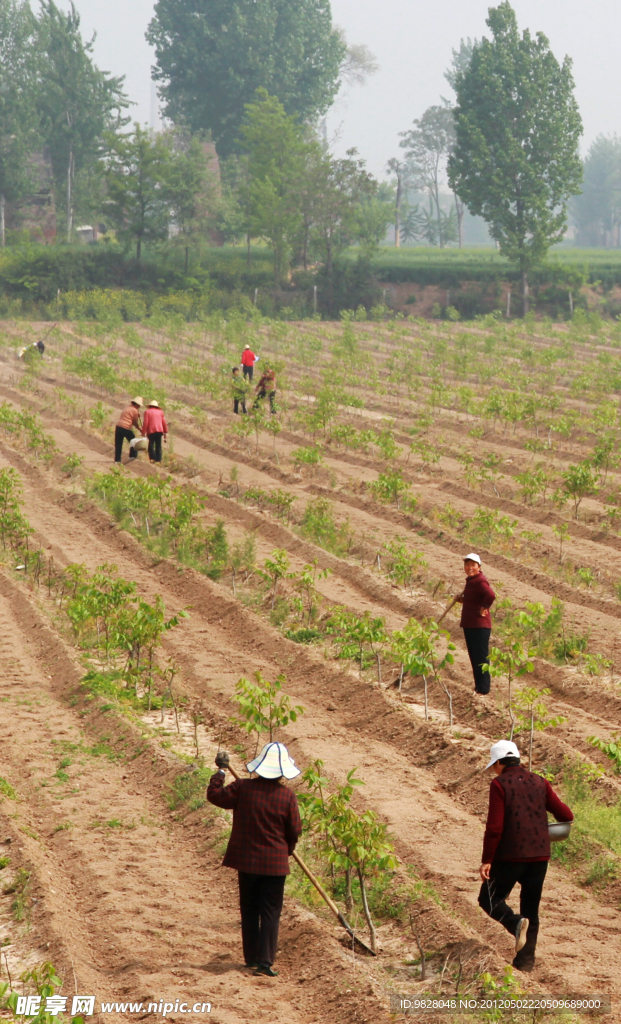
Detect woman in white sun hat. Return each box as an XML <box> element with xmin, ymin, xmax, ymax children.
<box><xmin>207</xmin><ymin>742</ymin><xmax>302</xmax><ymax>978</ymax></box>
<box><xmin>454</xmin><ymin>552</ymin><xmax>496</xmax><ymax>695</ymax></box>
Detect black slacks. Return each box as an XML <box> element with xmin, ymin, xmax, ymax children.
<box><xmin>233</xmin><ymin>397</ymin><xmax>247</xmax><ymax>414</ymax></box>
<box><xmin>255</xmin><ymin>389</ymin><xmax>276</xmax><ymax>413</ymax></box>
<box><xmin>147</xmin><ymin>432</ymin><xmax>164</xmax><ymax>462</ymax></box>
<box><xmin>463</xmin><ymin>627</ymin><xmax>491</xmax><ymax>693</ymax></box>
<box><xmin>478</xmin><ymin>860</ymin><xmax>548</xmax><ymax>969</ymax></box>
<box><xmin>242</xmin><ymin>365</ymin><xmax>253</xmax><ymax>381</ymax></box>
<box><xmin>238</xmin><ymin>872</ymin><xmax>286</xmax><ymax>967</ymax></box>
<box><xmin>114</xmin><ymin>426</ymin><xmax>137</xmax><ymax>462</ymax></box>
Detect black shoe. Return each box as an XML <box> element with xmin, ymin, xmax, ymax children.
<box><xmin>253</xmin><ymin>964</ymin><xmax>278</xmax><ymax>977</ymax></box>
<box><xmin>245</xmin><ymin>961</ymin><xmax>259</xmax><ymax>969</ymax></box>
<box><xmin>515</xmin><ymin>917</ymin><xmax>529</xmax><ymax>954</ymax></box>
<box><xmin>513</xmin><ymin>957</ymin><xmax>534</xmax><ymax>973</ymax></box>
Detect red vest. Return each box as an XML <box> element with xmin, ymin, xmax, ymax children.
<box><xmin>494</xmin><ymin>766</ymin><xmax>551</xmax><ymax>861</ymax></box>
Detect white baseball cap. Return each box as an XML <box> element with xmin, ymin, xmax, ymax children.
<box><xmin>246</xmin><ymin>741</ymin><xmax>300</xmax><ymax>780</ymax></box>
<box><xmin>486</xmin><ymin>740</ymin><xmax>520</xmax><ymax>769</ymax></box>
<box><xmin>464</xmin><ymin>552</ymin><xmax>481</xmax><ymax>564</ymax></box>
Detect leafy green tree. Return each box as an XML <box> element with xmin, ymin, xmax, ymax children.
<box><xmin>309</xmin><ymin>147</ymin><xmax>377</xmax><ymax>306</ymax></box>
<box><xmin>386</xmin><ymin>157</ymin><xmax>410</xmax><ymax>247</ymax></box>
<box><xmin>240</xmin><ymin>90</ymin><xmax>307</xmax><ymax>282</ymax></box>
<box><xmin>448</xmin><ymin>1</ymin><xmax>582</xmax><ymax>312</ymax></box>
<box><xmin>573</xmin><ymin>135</ymin><xmax>621</xmax><ymax>247</ymax></box>
<box><xmin>104</xmin><ymin>124</ymin><xmax>174</xmax><ymax>261</ymax></box>
<box><xmin>400</xmin><ymin>103</ymin><xmax>456</xmax><ymax>248</ymax></box>
<box><xmin>147</xmin><ymin>0</ymin><xmax>346</xmax><ymax>158</ymax></box>
<box><xmin>165</xmin><ymin>131</ymin><xmax>219</xmax><ymax>272</ymax></box>
<box><xmin>37</xmin><ymin>0</ymin><xmax>128</xmax><ymax>241</ymax></box>
<box><xmin>0</xmin><ymin>0</ymin><xmax>40</xmax><ymax>247</ymax></box>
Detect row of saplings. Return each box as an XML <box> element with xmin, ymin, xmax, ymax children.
<box><xmin>0</xmin><ymin>466</ymin><xmax>606</xmax><ymax>996</ymax></box>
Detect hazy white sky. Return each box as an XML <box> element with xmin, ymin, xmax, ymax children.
<box><xmin>61</xmin><ymin>0</ymin><xmax>619</xmax><ymax>178</ymax></box>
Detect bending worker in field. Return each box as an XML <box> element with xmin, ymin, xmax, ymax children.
<box><xmin>207</xmin><ymin>742</ymin><xmax>302</xmax><ymax>978</ymax></box>
<box><xmin>454</xmin><ymin>552</ymin><xmax>495</xmax><ymax>695</ymax></box>
<box><xmin>114</xmin><ymin>395</ymin><xmax>143</xmax><ymax>463</ymax></box>
<box><xmin>254</xmin><ymin>365</ymin><xmax>277</xmax><ymax>414</ymax></box>
<box><xmin>479</xmin><ymin>740</ymin><xmax>573</xmax><ymax>973</ymax></box>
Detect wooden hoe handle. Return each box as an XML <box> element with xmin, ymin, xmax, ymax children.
<box><xmin>437</xmin><ymin>596</ymin><xmax>458</xmax><ymax>625</ymax></box>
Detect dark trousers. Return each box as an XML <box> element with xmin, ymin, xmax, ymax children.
<box><xmin>114</xmin><ymin>426</ymin><xmax>137</xmax><ymax>463</ymax></box>
<box><xmin>238</xmin><ymin>872</ymin><xmax>286</xmax><ymax>967</ymax></box>
<box><xmin>478</xmin><ymin>860</ymin><xmax>548</xmax><ymax>969</ymax></box>
<box><xmin>463</xmin><ymin>627</ymin><xmax>491</xmax><ymax>693</ymax></box>
<box><xmin>242</xmin><ymin>365</ymin><xmax>253</xmax><ymax>381</ymax></box>
<box><xmin>148</xmin><ymin>432</ymin><xmax>164</xmax><ymax>462</ymax></box>
<box><xmin>255</xmin><ymin>389</ymin><xmax>276</xmax><ymax>413</ymax></box>
<box><xmin>233</xmin><ymin>397</ymin><xmax>247</xmax><ymax>414</ymax></box>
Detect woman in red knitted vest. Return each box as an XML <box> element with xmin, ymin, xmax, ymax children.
<box><xmin>478</xmin><ymin>740</ymin><xmax>573</xmax><ymax>972</ymax></box>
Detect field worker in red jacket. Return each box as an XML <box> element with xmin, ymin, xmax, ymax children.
<box><xmin>208</xmin><ymin>742</ymin><xmax>302</xmax><ymax>977</ymax></box>
<box><xmin>141</xmin><ymin>400</ymin><xmax>168</xmax><ymax>464</ymax></box>
<box><xmin>478</xmin><ymin>740</ymin><xmax>573</xmax><ymax>973</ymax></box>
<box><xmin>241</xmin><ymin>344</ymin><xmax>258</xmax><ymax>381</ymax></box>
<box><xmin>114</xmin><ymin>395</ymin><xmax>143</xmax><ymax>463</ymax></box>
<box><xmin>454</xmin><ymin>552</ymin><xmax>495</xmax><ymax>695</ymax></box>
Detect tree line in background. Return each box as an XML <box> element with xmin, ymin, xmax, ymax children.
<box><xmin>1</xmin><ymin>0</ymin><xmax>615</xmax><ymax>316</ymax></box>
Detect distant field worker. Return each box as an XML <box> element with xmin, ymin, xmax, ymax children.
<box><xmin>454</xmin><ymin>552</ymin><xmax>495</xmax><ymax>695</ymax></box>
<box><xmin>241</xmin><ymin>344</ymin><xmax>258</xmax><ymax>381</ymax></box>
<box><xmin>231</xmin><ymin>366</ymin><xmax>248</xmax><ymax>414</ymax></box>
<box><xmin>141</xmin><ymin>400</ymin><xmax>168</xmax><ymax>463</ymax></box>
<box><xmin>114</xmin><ymin>396</ymin><xmax>143</xmax><ymax>463</ymax></box>
<box><xmin>207</xmin><ymin>743</ymin><xmax>302</xmax><ymax>978</ymax></box>
<box><xmin>479</xmin><ymin>740</ymin><xmax>573</xmax><ymax>973</ymax></box>
<box><xmin>254</xmin><ymin>366</ymin><xmax>277</xmax><ymax>414</ymax></box>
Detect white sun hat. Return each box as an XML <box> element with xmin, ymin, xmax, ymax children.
<box><xmin>148</xmin><ymin>400</ymin><xmax>159</xmax><ymax>408</ymax></box>
<box><xmin>246</xmin><ymin>742</ymin><xmax>301</xmax><ymax>780</ymax></box>
<box><xmin>486</xmin><ymin>740</ymin><xmax>520</xmax><ymax>770</ymax></box>
<box><xmin>132</xmin><ymin>395</ymin><xmax>143</xmax><ymax>406</ymax></box>
<box><xmin>464</xmin><ymin>552</ymin><xmax>481</xmax><ymax>564</ymax></box>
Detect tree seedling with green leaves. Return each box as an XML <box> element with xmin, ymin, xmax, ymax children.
<box><xmin>512</xmin><ymin>686</ymin><xmax>566</xmax><ymax>770</ymax></box>
<box><xmin>231</xmin><ymin>671</ymin><xmax>304</xmax><ymax>750</ymax></box>
<box><xmin>291</xmin><ymin>560</ymin><xmax>331</xmax><ymax>626</ymax></box>
<box><xmin>552</xmin><ymin>522</ymin><xmax>569</xmax><ymax>562</ymax></box>
<box><xmin>484</xmin><ymin>641</ymin><xmax>534</xmax><ymax>736</ymax></box>
<box><xmin>299</xmin><ymin>760</ymin><xmax>397</xmax><ymax>953</ymax></box>
<box><xmin>258</xmin><ymin>548</ymin><xmax>292</xmax><ymax>610</ymax></box>
<box><xmin>587</xmin><ymin>733</ymin><xmax>621</xmax><ymax>773</ymax></box>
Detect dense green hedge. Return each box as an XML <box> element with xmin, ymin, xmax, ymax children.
<box><xmin>367</xmin><ymin>246</ymin><xmax>621</xmax><ymax>288</ymax></box>
<box><xmin>0</xmin><ymin>244</ymin><xmax>275</xmax><ymax>303</ymax></box>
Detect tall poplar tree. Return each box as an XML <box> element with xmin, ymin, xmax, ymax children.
<box><xmin>0</xmin><ymin>0</ymin><xmax>39</xmax><ymax>246</ymax></box>
<box><xmin>37</xmin><ymin>0</ymin><xmax>128</xmax><ymax>241</ymax></box>
<box><xmin>447</xmin><ymin>2</ymin><xmax>582</xmax><ymax>312</ymax></box>
<box><xmin>147</xmin><ymin>0</ymin><xmax>345</xmax><ymax>158</ymax></box>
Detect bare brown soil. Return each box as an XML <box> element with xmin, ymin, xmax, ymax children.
<box><xmin>1</xmin><ymin>321</ymin><xmax>621</xmax><ymax>1023</ymax></box>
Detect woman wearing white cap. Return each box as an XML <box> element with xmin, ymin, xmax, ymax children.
<box><xmin>207</xmin><ymin>742</ymin><xmax>302</xmax><ymax>977</ymax></box>
<box><xmin>478</xmin><ymin>740</ymin><xmax>573</xmax><ymax>972</ymax></box>
<box><xmin>454</xmin><ymin>553</ymin><xmax>495</xmax><ymax>695</ymax></box>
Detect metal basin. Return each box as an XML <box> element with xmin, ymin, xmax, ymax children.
<box><xmin>549</xmin><ymin>821</ymin><xmax>572</xmax><ymax>842</ymax></box>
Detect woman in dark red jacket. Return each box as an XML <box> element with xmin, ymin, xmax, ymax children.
<box><xmin>455</xmin><ymin>552</ymin><xmax>495</xmax><ymax>695</ymax></box>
